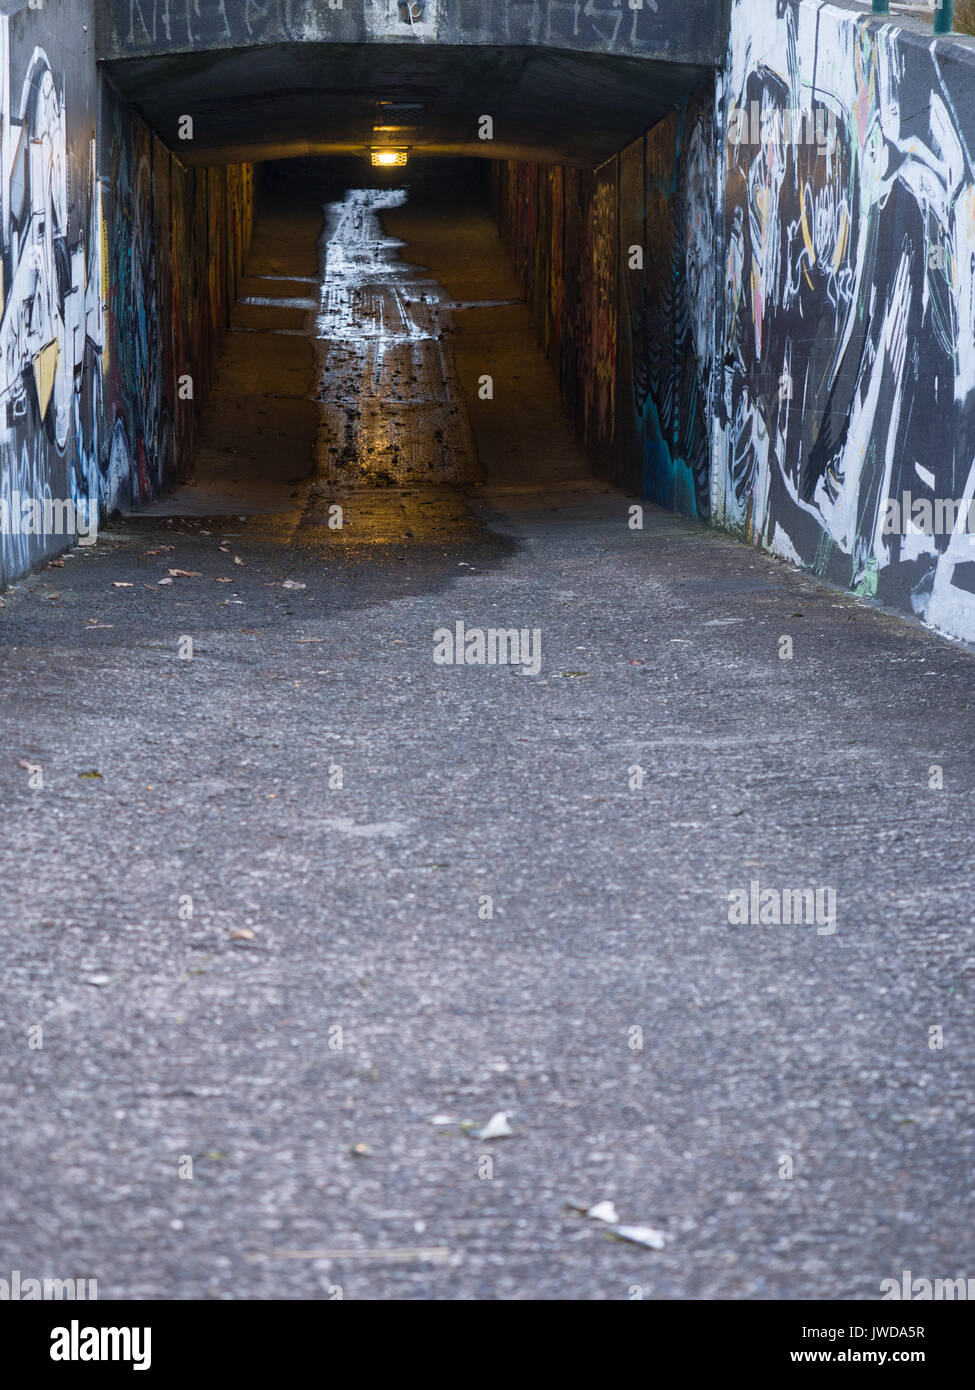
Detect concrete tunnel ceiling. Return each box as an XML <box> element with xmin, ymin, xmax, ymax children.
<box><xmin>102</xmin><ymin>44</ymin><xmax>714</xmax><ymax>167</ymax></box>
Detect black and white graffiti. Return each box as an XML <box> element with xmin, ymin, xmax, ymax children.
<box><xmin>715</xmin><ymin>0</ymin><xmax>975</xmax><ymax>641</ymax></box>
<box><xmin>0</xmin><ymin>16</ymin><xmax>104</xmax><ymax>580</ymax></box>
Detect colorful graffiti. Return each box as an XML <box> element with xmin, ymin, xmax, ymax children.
<box><xmin>104</xmin><ymin>94</ymin><xmax>169</xmax><ymax>509</ymax></box>
<box><xmin>0</xmin><ymin>14</ymin><xmax>103</xmax><ymax>580</ymax></box>
<box><xmin>492</xmin><ymin>95</ymin><xmax>714</xmax><ymax>512</ymax></box>
<box><xmin>0</xmin><ymin>1</ymin><xmax>255</xmax><ymax>586</ymax></box>
<box><xmin>626</xmin><ymin>97</ymin><xmax>716</xmax><ymax>517</ymax></box>
<box><xmin>495</xmin><ymin>0</ymin><xmax>975</xmax><ymax>642</ymax></box>
<box><xmin>716</xmin><ymin>0</ymin><xmax>975</xmax><ymax>640</ymax></box>
<box><xmin>101</xmin><ymin>78</ymin><xmax>255</xmax><ymax>513</ymax></box>
<box><xmin>580</xmin><ymin>165</ymin><xmax>618</xmax><ymax>468</ymax></box>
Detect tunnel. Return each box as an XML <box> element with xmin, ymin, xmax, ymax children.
<box><xmin>94</xmin><ymin>25</ymin><xmax>717</xmax><ymax>530</ymax></box>
<box><xmin>92</xmin><ymin>17</ymin><xmax>720</xmax><ymax>534</ymax></box>
<box><xmin>2</xmin><ymin>0</ymin><xmax>975</xmax><ymax>1321</ymax></box>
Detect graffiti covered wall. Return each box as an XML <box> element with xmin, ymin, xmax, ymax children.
<box><xmin>492</xmin><ymin>89</ymin><xmax>717</xmax><ymax>512</ymax></box>
<box><xmin>494</xmin><ymin>159</ymin><xmax>620</xmax><ymax>481</ymax></box>
<box><xmin>715</xmin><ymin>0</ymin><xmax>975</xmax><ymax>642</ymax></box>
<box><xmin>0</xmin><ymin>3</ymin><xmax>103</xmax><ymax>581</ymax></box>
<box><xmin>496</xmin><ymin>1</ymin><xmax>975</xmax><ymax>644</ymax></box>
<box><xmin>100</xmin><ymin>76</ymin><xmax>255</xmax><ymax>515</ymax></box>
<box><xmin>620</xmin><ymin>95</ymin><xmax>717</xmax><ymax>517</ymax></box>
<box><xmin>0</xmin><ymin>0</ymin><xmax>255</xmax><ymax>587</ymax></box>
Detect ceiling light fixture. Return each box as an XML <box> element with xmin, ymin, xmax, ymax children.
<box><xmin>371</xmin><ymin>148</ymin><xmax>408</xmax><ymax>167</ymax></box>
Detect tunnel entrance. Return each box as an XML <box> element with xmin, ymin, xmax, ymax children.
<box><xmin>139</xmin><ymin>156</ymin><xmax>611</xmax><ymax>545</ymax></box>
<box><xmin>102</xmin><ymin>29</ymin><xmax>718</xmax><ymax>545</ymax></box>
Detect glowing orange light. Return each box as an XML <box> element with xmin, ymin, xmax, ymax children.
<box><xmin>371</xmin><ymin>148</ymin><xmax>408</xmax><ymax>167</ymax></box>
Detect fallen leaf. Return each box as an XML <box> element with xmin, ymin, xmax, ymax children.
<box><xmin>282</xmin><ymin>580</ymin><xmax>306</xmax><ymax>590</ymax></box>
<box><xmin>215</xmin><ymin>577</ymin><xmax>233</xmax><ymax>583</ymax></box>
<box><xmin>168</xmin><ymin>569</ymin><xmax>202</xmax><ymax>578</ymax></box>
<box><xmin>157</xmin><ymin>578</ymin><xmax>174</xmax><ymax>586</ymax></box>
<box><xmin>78</xmin><ymin>770</ymin><xmax>102</xmax><ymax>779</ymax></box>
<box><xmin>478</xmin><ymin>1112</ymin><xmax>513</xmax><ymax>1140</ymax></box>
<box><xmin>609</xmin><ymin>1224</ymin><xmax>666</xmax><ymax>1250</ymax></box>
<box><xmin>230</xmin><ymin>928</ymin><xmax>255</xmax><ymax>941</ymax></box>
<box><xmin>85</xmin><ymin>975</ymin><xmax>111</xmax><ymax>987</ymax></box>
<box><xmin>587</xmin><ymin>1201</ymin><xmax>620</xmax><ymax>1224</ymax></box>
<box><xmin>112</xmin><ymin>582</ymin><xmax>134</xmax><ymax>588</ymax></box>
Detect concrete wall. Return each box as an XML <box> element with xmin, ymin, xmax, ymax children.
<box><xmin>96</xmin><ymin>0</ymin><xmax>729</xmax><ymax>67</ymax></box>
<box><xmin>496</xmin><ymin>0</ymin><xmax>975</xmax><ymax>645</ymax></box>
<box><xmin>0</xmin><ymin>0</ymin><xmax>254</xmax><ymax>587</ymax></box>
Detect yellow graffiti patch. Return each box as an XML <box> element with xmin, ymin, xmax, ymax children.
<box><xmin>832</xmin><ymin>204</ymin><xmax>849</xmax><ymax>273</ymax></box>
<box><xmin>100</xmin><ymin>182</ymin><xmax>110</xmax><ymax>375</ymax></box>
<box><xmin>32</xmin><ymin>341</ymin><xmax>59</xmax><ymax>419</ymax></box>
<box><xmin>800</xmin><ymin>187</ymin><xmax>816</xmax><ymax>267</ymax></box>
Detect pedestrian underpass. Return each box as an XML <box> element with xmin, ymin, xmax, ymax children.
<box><xmin>1</xmin><ymin>0</ymin><xmax>974</xmax><ymax>642</ymax></box>
<box><xmin>0</xmin><ymin>0</ymin><xmax>973</xmax><ymax>1316</ymax></box>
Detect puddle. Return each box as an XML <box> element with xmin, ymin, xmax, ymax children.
<box><xmin>311</xmin><ymin>188</ymin><xmax>481</xmax><ymax>489</ymax></box>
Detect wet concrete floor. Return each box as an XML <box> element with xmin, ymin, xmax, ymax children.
<box><xmin>139</xmin><ymin>170</ymin><xmax>610</xmax><ymax>546</ymax></box>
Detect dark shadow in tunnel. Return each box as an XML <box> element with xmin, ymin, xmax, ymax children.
<box><xmin>264</xmin><ymin>154</ymin><xmax>491</xmax><ymax>211</ymax></box>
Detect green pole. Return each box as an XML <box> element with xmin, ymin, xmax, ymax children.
<box><xmin>871</xmin><ymin>0</ymin><xmax>888</xmax><ymax>12</ymax></box>
<box><xmin>934</xmin><ymin>0</ymin><xmax>954</xmax><ymax>32</ymax></box>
